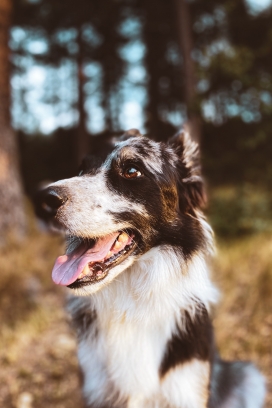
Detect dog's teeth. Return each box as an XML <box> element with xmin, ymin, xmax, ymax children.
<box><xmin>118</xmin><ymin>232</ymin><xmax>129</xmax><ymax>243</ymax></box>
<box><xmin>78</xmin><ymin>264</ymin><xmax>92</xmax><ymax>279</ymax></box>
<box><xmin>83</xmin><ymin>264</ymin><xmax>91</xmax><ymax>275</ymax></box>
<box><xmin>113</xmin><ymin>241</ymin><xmax>122</xmax><ymax>250</ymax></box>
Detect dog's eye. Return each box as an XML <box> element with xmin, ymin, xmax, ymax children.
<box><xmin>123</xmin><ymin>166</ymin><xmax>142</xmax><ymax>179</ymax></box>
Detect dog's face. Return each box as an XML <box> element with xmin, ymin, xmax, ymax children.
<box><xmin>35</xmin><ymin>130</ymin><xmax>207</xmax><ymax>295</ymax></box>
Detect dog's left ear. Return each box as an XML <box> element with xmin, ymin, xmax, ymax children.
<box><xmin>168</xmin><ymin>130</ymin><xmax>206</xmax><ymax>209</ymax></box>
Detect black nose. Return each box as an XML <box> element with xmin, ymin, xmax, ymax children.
<box><xmin>34</xmin><ymin>187</ymin><xmax>67</xmax><ymax>220</ymax></box>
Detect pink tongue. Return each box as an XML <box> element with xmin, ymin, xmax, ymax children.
<box><xmin>52</xmin><ymin>233</ymin><xmax>120</xmax><ymax>286</ymax></box>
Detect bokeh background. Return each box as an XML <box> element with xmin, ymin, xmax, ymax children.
<box><xmin>0</xmin><ymin>0</ymin><xmax>271</xmax><ymax>407</ymax></box>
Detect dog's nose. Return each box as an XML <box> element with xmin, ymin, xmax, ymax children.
<box><xmin>35</xmin><ymin>187</ymin><xmax>67</xmax><ymax>220</ymax></box>
<box><xmin>43</xmin><ymin>189</ymin><xmax>64</xmax><ymax>213</ymax></box>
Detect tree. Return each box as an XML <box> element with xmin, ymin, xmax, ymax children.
<box><xmin>0</xmin><ymin>0</ymin><xmax>26</xmax><ymax>240</ymax></box>
<box><xmin>138</xmin><ymin>0</ymin><xmax>182</xmax><ymax>141</ymax></box>
<box><xmin>174</xmin><ymin>0</ymin><xmax>201</xmax><ymax>142</ymax></box>
<box><xmin>13</xmin><ymin>0</ymin><xmax>127</xmax><ymax>163</ymax></box>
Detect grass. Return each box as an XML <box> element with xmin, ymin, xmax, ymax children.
<box><xmin>212</xmin><ymin>234</ymin><xmax>272</xmax><ymax>407</ymax></box>
<box><xmin>0</xmin><ymin>223</ymin><xmax>84</xmax><ymax>408</ymax></box>
<box><xmin>0</xmin><ymin>190</ymin><xmax>271</xmax><ymax>407</ymax></box>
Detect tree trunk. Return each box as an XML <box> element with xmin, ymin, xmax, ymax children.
<box><xmin>174</xmin><ymin>0</ymin><xmax>201</xmax><ymax>142</ymax></box>
<box><xmin>0</xmin><ymin>0</ymin><xmax>26</xmax><ymax>240</ymax></box>
<box><xmin>76</xmin><ymin>27</ymin><xmax>89</xmax><ymax>164</ymax></box>
<box><xmin>101</xmin><ymin>55</ymin><xmax>114</xmax><ymax>132</ymax></box>
<box><xmin>142</xmin><ymin>0</ymin><xmax>163</xmax><ymax>141</ymax></box>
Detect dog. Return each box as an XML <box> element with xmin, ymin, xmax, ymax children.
<box><xmin>35</xmin><ymin>129</ymin><xmax>266</xmax><ymax>408</ymax></box>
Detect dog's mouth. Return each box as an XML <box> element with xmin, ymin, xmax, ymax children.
<box><xmin>52</xmin><ymin>230</ymin><xmax>136</xmax><ymax>288</ymax></box>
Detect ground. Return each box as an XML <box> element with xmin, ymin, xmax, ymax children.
<box><xmin>0</xmin><ymin>193</ymin><xmax>271</xmax><ymax>408</ymax></box>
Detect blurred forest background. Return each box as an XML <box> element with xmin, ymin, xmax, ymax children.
<box><xmin>0</xmin><ymin>0</ymin><xmax>271</xmax><ymax>407</ymax></box>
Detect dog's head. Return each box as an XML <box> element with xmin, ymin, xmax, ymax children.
<box><xmin>35</xmin><ymin>129</ymin><xmax>209</xmax><ymax>295</ymax></box>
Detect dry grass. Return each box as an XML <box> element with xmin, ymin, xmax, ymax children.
<box><xmin>0</xmin><ymin>205</ymin><xmax>271</xmax><ymax>407</ymax></box>
<box><xmin>0</xmin><ymin>224</ymin><xmax>84</xmax><ymax>408</ymax></box>
<box><xmin>212</xmin><ymin>234</ymin><xmax>272</xmax><ymax>407</ymax></box>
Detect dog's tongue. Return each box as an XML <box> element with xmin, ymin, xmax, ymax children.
<box><xmin>52</xmin><ymin>232</ymin><xmax>119</xmax><ymax>286</ymax></box>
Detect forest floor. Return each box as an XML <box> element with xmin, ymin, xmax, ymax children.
<box><xmin>0</xmin><ymin>190</ymin><xmax>271</xmax><ymax>408</ymax></box>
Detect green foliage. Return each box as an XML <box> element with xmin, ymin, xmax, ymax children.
<box><xmin>209</xmin><ymin>47</ymin><xmax>254</xmax><ymax>84</ymax></box>
<box><xmin>202</xmin><ymin>118</ymin><xmax>272</xmax><ymax>186</ymax></box>
<box><xmin>207</xmin><ymin>186</ymin><xmax>272</xmax><ymax>238</ymax></box>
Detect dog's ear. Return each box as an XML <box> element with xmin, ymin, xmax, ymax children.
<box><xmin>168</xmin><ymin>130</ymin><xmax>206</xmax><ymax>209</ymax></box>
<box><xmin>119</xmin><ymin>128</ymin><xmax>143</xmax><ymax>141</ymax></box>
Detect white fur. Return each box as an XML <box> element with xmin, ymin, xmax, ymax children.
<box><xmin>72</xmin><ymin>246</ymin><xmax>218</xmax><ymax>407</ymax></box>
<box><xmin>182</xmin><ymin>131</ymin><xmax>200</xmax><ymax>173</ymax></box>
<box><xmin>161</xmin><ymin>360</ymin><xmax>210</xmax><ymax>408</ymax></box>
<box><xmin>91</xmin><ymin>246</ymin><xmax>218</xmax><ymax>323</ymax></box>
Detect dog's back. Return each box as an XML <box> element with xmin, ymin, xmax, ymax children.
<box><xmin>210</xmin><ymin>359</ymin><xmax>265</xmax><ymax>408</ymax></box>
<box><xmin>35</xmin><ymin>130</ymin><xmax>266</xmax><ymax>407</ymax></box>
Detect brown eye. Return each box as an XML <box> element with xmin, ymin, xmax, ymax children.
<box><xmin>123</xmin><ymin>166</ymin><xmax>142</xmax><ymax>179</ymax></box>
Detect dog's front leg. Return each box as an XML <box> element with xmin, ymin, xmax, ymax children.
<box><xmin>78</xmin><ymin>337</ymin><xmax>124</xmax><ymax>408</ymax></box>
<box><xmin>160</xmin><ymin>359</ymin><xmax>211</xmax><ymax>408</ymax></box>
<box><xmin>67</xmin><ymin>298</ymin><xmax>115</xmax><ymax>407</ymax></box>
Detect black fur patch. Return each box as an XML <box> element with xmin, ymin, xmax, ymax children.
<box><xmin>160</xmin><ymin>305</ymin><xmax>214</xmax><ymax>377</ymax></box>
<box><xmin>69</xmin><ymin>302</ymin><xmax>97</xmax><ymax>340</ymax></box>
<box><xmin>111</xmin><ymin>209</ymin><xmax>206</xmax><ymax>263</ymax></box>
<box><xmin>156</xmin><ymin>214</ymin><xmax>206</xmax><ymax>259</ymax></box>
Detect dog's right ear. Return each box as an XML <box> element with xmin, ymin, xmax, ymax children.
<box><xmin>168</xmin><ymin>130</ymin><xmax>206</xmax><ymax>209</ymax></box>
<box><xmin>119</xmin><ymin>128</ymin><xmax>143</xmax><ymax>141</ymax></box>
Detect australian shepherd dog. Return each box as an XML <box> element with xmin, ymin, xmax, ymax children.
<box><xmin>35</xmin><ymin>129</ymin><xmax>265</xmax><ymax>408</ymax></box>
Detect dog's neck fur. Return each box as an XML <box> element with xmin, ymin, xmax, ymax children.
<box><xmin>91</xmin><ymin>245</ymin><xmax>218</xmax><ymax>326</ymax></box>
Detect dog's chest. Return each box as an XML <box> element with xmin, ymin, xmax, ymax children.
<box><xmin>78</xmin><ymin>312</ymin><xmax>175</xmax><ymax>403</ymax></box>
<box><xmin>70</xmin><ymin>250</ymin><xmax>215</xmax><ymax>407</ymax></box>
<box><xmin>78</xmin><ymin>314</ymin><xmax>210</xmax><ymax>408</ymax></box>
